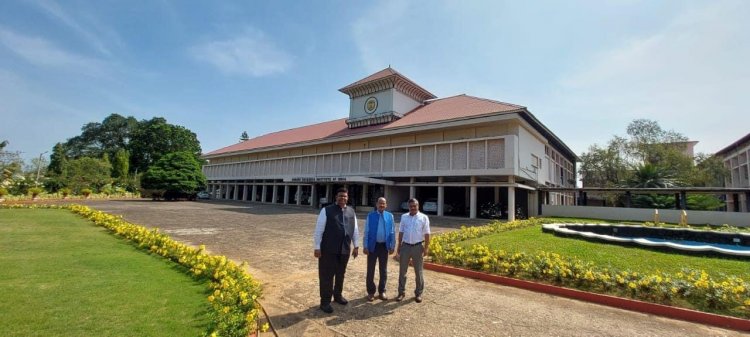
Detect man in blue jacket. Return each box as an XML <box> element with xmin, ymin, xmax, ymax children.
<box><xmin>363</xmin><ymin>197</ymin><xmax>396</xmax><ymax>301</ymax></box>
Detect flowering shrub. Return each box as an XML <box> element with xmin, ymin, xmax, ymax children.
<box><xmin>430</xmin><ymin>219</ymin><xmax>750</xmax><ymax>318</ymax></box>
<box><xmin>2</xmin><ymin>204</ymin><xmax>266</xmax><ymax>336</ymax></box>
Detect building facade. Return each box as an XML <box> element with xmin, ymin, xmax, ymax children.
<box><xmin>202</xmin><ymin>68</ymin><xmax>577</xmax><ymax>220</ymax></box>
<box><xmin>716</xmin><ymin>133</ymin><xmax>750</xmax><ymax>212</ymax></box>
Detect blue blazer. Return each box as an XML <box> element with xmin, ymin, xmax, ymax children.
<box><xmin>363</xmin><ymin>210</ymin><xmax>396</xmax><ymax>251</ymax></box>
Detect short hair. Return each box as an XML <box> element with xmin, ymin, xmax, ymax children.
<box><xmin>377</xmin><ymin>197</ymin><xmax>387</xmax><ymax>203</ymax></box>
<box><xmin>336</xmin><ymin>187</ymin><xmax>348</xmax><ymax>195</ymax></box>
<box><xmin>408</xmin><ymin>198</ymin><xmax>419</xmax><ymax>205</ymax></box>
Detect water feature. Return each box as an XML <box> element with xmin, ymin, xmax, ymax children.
<box><xmin>542</xmin><ymin>223</ymin><xmax>750</xmax><ymax>258</ymax></box>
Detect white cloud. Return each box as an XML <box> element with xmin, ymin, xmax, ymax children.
<box><xmin>555</xmin><ymin>1</ymin><xmax>750</xmax><ymax>153</ymax></box>
<box><xmin>190</xmin><ymin>28</ymin><xmax>293</xmax><ymax>77</ymax></box>
<box><xmin>0</xmin><ymin>27</ymin><xmax>106</xmax><ymax>75</ymax></box>
<box><xmin>30</xmin><ymin>0</ymin><xmax>116</xmax><ymax>56</ymax></box>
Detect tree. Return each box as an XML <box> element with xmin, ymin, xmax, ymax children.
<box><xmin>240</xmin><ymin>131</ymin><xmax>249</xmax><ymax>141</ymax></box>
<box><xmin>0</xmin><ymin>140</ymin><xmax>23</xmax><ymax>188</ymax></box>
<box><xmin>129</xmin><ymin>117</ymin><xmax>202</xmax><ymax>174</ymax></box>
<box><xmin>64</xmin><ymin>114</ymin><xmax>138</xmax><ymax>159</ymax></box>
<box><xmin>112</xmin><ymin>149</ymin><xmax>130</xmax><ymax>179</ymax></box>
<box><xmin>141</xmin><ymin>151</ymin><xmax>206</xmax><ymax>199</ymax></box>
<box><xmin>62</xmin><ymin>157</ymin><xmax>113</xmax><ymax>194</ymax></box>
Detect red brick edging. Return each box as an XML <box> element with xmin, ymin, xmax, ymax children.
<box><xmin>424</xmin><ymin>262</ymin><xmax>750</xmax><ymax>332</ymax></box>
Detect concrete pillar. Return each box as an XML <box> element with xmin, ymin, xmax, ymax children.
<box><xmin>261</xmin><ymin>185</ymin><xmax>267</xmax><ymax>203</ymax></box>
<box><xmin>233</xmin><ymin>184</ymin><xmax>239</xmax><ymax>200</ymax></box>
<box><xmin>362</xmin><ymin>184</ymin><xmax>369</xmax><ymax>206</ymax></box>
<box><xmin>225</xmin><ymin>184</ymin><xmax>230</xmax><ymax>199</ymax></box>
<box><xmin>325</xmin><ymin>184</ymin><xmax>332</xmax><ymax>204</ymax></box>
<box><xmin>284</xmin><ymin>185</ymin><xmax>290</xmax><ymax>204</ymax></box>
<box><xmin>251</xmin><ymin>185</ymin><xmax>257</xmax><ymax>202</ymax></box>
<box><xmin>437</xmin><ymin>177</ymin><xmax>445</xmax><ymax>216</ymax></box>
<box><xmin>272</xmin><ymin>185</ymin><xmax>278</xmax><ymax>204</ymax></box>
<box><xmin>409</xmin><ymin>177</ymin><xmax>416</xmax><ymax>199</ymax></box>
<box><xmin>507</xmin><ymin>186</ymin><xmax>516</xmax><ymax>222</ymax></box>
<box><xmin>312</xmin><ymin>185</ymin><xmax>318</xmax><ymax>208</ymax></box>
<box><xmin>494</xmin><ymin>187</ymin><xmax>500</xmax><ymax>204</ymax></box>
<box><xmin>296</xmin><ymin>185</ymin><xmax>303</xmax><ymax>206</ymax></box>
<box><xmin>242</xmin><ymin>185</ymin><xmax>248</xmax><ymax>201</ymax></box>
<box><xmin>469</xmin><ymin>176</ymin><xmax>477</xmax><ymax>219</ymax></box>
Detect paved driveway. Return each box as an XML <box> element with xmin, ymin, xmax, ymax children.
<box><xmin>86</xmin><ymin>200</ymin><xmax>743</xmax><ymax>337</ymax></box>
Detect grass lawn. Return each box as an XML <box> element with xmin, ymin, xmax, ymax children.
<box><xmin>0</xmin><ymin>209</ymin><xmax>210</xmax><ymax>337</ymax></box>
<box><xmin>459</xmin><ymin>223</ymin><xmax>750</xmax><ymax>279</ymax></box>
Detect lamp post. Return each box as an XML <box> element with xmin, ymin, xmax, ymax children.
<box><xmin>35</xmin><ymin>151</ymin><xmax>48</xmax><ymax>184</ymax></box>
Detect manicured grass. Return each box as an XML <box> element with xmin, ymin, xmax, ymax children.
<box><xmin>0</xmin><ymin>209</ymin><xmax>210</xmax><ymax>337</ymax></box>
<box><xmin>459</xmin><ymin>224</ymin><xmax>750</xmax><ymax>279</ymax></box>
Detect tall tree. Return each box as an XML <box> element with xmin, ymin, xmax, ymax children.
<box><xmin>62</xmin><ymin>157</ymin><xmax>112</xmax><ymax>193</ymax></box>
<box><xmin>112</xmin><ymin>149</ymin><xmax>130</xmax><ymax>179</ymax></box>
<box><xmin>129</xmin><ymin>117</ymin><xmax>202</xmax><ymax>174</ymax></box>
<box><xmin>141</xmin><ymin>151</ymin><xmax>206</xmax><ymax>197</ymax></box>
<box><xmin>64</xmin><ymin>113</ymin><xmax>138</xmax><ymax>158</ymax></box>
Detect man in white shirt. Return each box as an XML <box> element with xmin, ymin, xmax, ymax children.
<box><xmin>313</xmin><ymin>188</ymin><xmax>360</xmax><ymax>313</ymax></box>
<box><xmin>395</xmin><ymin>198</ymin><xmax>430</xmax><ymax>303</ymax></box>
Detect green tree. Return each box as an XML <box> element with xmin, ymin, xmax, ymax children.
<box><xmin>112</xmin><ymin>149</ymin><xmax>130</xmax><ymax>179</ymax></box>
<box><xmin>141</xmin><ymin>151</ymin><xmax>206</xmax><ymax>198</ymax></box>
<box><xmin>0</xmin><ymin>140</ymin><xmax>23</xmax><ymax>188</ymax></box>
<box><xmin>64</xmin><ymin>114</ymin><xmax>138</xmax><ymax>158</ymax></box>
<box><xmin>129</xmin><ymin>117</ymin><xmax>202</xmax><ymax>174</ymax></box>
<box><xmin>62</xmin><ymin>157</ymin><xmax>113</xmax><ymax>193</ymax></box>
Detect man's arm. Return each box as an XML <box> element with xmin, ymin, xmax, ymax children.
<box><xmin>422</xmin><ymin>215</ymin><xmax>431</xmax><ymax>257</ymax></box>
<box><xmin>313</xmin><ymin>208</ymin><xmax>326</xmax><ymax>258</ymax></box>
<box><xmin>362</xmin><ymin>215</ymin><xmax>369</xmax><ymax>255</ymax></box>
<box><xmin>351</xmin><ymin>215</ymin><xmax>359</xmax><ymax>259</ymax></box>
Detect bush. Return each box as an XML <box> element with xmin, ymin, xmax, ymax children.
<box><xmin>28</xmin><ymin>187</ymin><xmax>44</xmax><ymax>198</ymax></box>
<box><xmin>59</xmin><ymin>187</ymin><xmax>71</xmax><ymax>198</ymax></box>
<box><xmin>0</xmin><ymin>187</ymin><xmax>7</xmax><ymax>198</ymax></box>
<box><xmin>80</xmin><ymin>188</ymin><xmax>92</xmax><ymax>197</ymax></box>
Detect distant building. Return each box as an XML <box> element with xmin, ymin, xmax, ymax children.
<box><xmin>716</xmin><ymin>133</ymin><xmax>750</xmax><ymax>212</ymax></box>
<box><xmin>201</xmin><ymin>68</ymin><xmax>578</xmax><ymax>219</ymax></box>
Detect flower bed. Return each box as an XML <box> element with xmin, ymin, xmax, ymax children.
<box><xmin>1</xmin><ymin>204</ymin><xmax>265</xmax><ymax>337</ymax></box>
<box><xmin>429</xmin><ymin>218</ymin><xmax>750</xmax><ymax>319</ymax></box>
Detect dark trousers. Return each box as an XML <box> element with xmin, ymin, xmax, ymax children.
<box><xmin>366</xmin><ymin>242</ymin><xmax>388</xmax><ymax>295</ymax></box>
<box><xmin>319</xmin><ymin>252</ymin><xmax>350</xmax><ymax>305</ymax></box>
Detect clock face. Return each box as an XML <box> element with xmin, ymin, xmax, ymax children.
<box><xmin>364</xmin><ymin>97</ymin><xmax>378</xmax><ymax>114</ymax></box>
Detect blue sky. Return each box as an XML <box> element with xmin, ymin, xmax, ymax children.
<box><xmin>1</xmin><ymin>0</ymin><xmax>748</xmax><ymax>163</ymax></box>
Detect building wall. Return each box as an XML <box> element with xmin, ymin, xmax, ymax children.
<box><xmin>722</xmin><ymin>141</ymin><xmax>750</xmax><ymax>212</ymax></box>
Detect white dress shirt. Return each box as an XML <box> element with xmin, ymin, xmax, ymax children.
<box><xmin>399</xmin><ymin>211</ymin><xmax>430</xmax><ymax>244</ymax></box>
<box><xmin>313</xmin><ymin>207</ymin><xmax>360</xmax><ymax>250</ymax></box>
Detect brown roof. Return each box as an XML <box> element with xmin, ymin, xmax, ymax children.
<box><xmin>205</xmin><ymin>95</ymin><xmax>525</xmax><ymax>157</ymax></box>
<box><xmin>338</xmin><ymin>67</ymin><xmax>436</xmax><ymax>100</ymax></box>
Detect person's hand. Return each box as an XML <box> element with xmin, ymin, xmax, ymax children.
<box><xmin>363</xmin><ymin>248</ymin><xmax>369</xmax><ymax>255</ymax></box>
<box><xmin>352</xmin><ymin>247</ymin><xmax>359</xmax><ymax>259</ymax></box>
<box><xmin>314</xmin><ymin>249</ymin><xmax>321</xmax><ymax>258</ymax></box>
<box><xmin>423</xmin><ymin>249</ymin><xmax>429</xmax><ymax>257</ymax></box>
<box><xmin>388</xmin><ymin>249</ymin><xmax>394</xmax><ymax>255</ymax></box>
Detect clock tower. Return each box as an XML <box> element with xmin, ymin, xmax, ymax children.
<box><xmin>339</xmin><ymin>67</ymin><xmax>436</xmax><ymax>128</ymax></box>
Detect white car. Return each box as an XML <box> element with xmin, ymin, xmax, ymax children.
<box><xmin>196</xmin><ymin>191</ymin><xmax>210</xmax><ymax>199</ymax></box>
<box><xmin>422</xmin><ymin>198</ymin><xmax>453</xmax><ymax>214</ymax></box>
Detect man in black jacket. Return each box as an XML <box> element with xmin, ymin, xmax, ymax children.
<box><xmin>313</xmin><ymin>187</ymin><xmax>360</xmax><ymax>313</ymax></box>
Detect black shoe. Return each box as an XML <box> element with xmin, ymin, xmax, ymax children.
<box><xmin>378</xmin><ymin>293</ymin><xmax>388</xmax><ymax>301</ymax></box>
<box><xmin>415</xmin><ymin>296</ymin><xmax>423</xmax><ymax>303</ymax></box>
<box><xmin>395</xmin><ymin>293</ymin><xmax>405</xmax><ymax>301</ymax></box>
<box><xmin>320</xmin><ymin>303</ymin><xmax>334</xmax><ymax>313</ymax></box>
<box><xmin>334</xmin><ymin>296</ymin><xmax>348</xmax><ymax>305</ymax></box>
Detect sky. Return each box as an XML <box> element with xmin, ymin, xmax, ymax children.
<box><xmin>1</xmin><ymin>0</ymin><xmax>748</xmax><ymax>164</ymax></box>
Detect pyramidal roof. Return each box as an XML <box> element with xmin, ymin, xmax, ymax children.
<box><xmin>338</xmin><ymin>67</ymin><xmax>436</xmax><ymax>102</ymax></box>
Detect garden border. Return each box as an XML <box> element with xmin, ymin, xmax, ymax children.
<box><xmin>424</xmin><ymin>262</ymin><xmax>750</xmax><ymax>332</ymax></box>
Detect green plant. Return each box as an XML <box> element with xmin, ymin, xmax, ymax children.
<box><xmin>28</xmin><ymin>187</ymin><xmax>44</xmax><ymax>198</ymax></box>
<box><xmin>0</xmin><ymin>187</ymin><xmax>7</xmax><ymax>198</ymax></box>
<box><xmin>80</xmin><ymin>188</ymin><xmax>92</xmax><ymax>197</ymax></box>
<box><xmin>59</xmin><ymin>187</ymin><xmax>71</xmax><ymax>198</ymax></box>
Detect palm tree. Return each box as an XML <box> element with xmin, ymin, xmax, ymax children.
<box><xmin>625</xmin><ymin>163</ymin><xmax>678</xmax><ymax>188</ymax></box>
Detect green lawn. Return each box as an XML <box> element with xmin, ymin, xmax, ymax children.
<box><xmin>459</xmin><ymin>224</ymin><xmax>750</xmax><ymax>279</ymax></box>
<box><xmin>0</xmin><ymin>209</ymin><xmax>209</xmax><ymax>337</ymax></box>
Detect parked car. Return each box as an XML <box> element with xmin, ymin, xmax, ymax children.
<box><xmin>197</xmin><ymin>191</ymin><xmax>210</xmax><ymax>199</ymax></box>
<box><xmin>422</xmin><ymin>198</ymin><xmax>453</xmax><ymax>214</ymax></box>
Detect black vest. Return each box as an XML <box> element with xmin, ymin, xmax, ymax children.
<box><xmin>320</xmin><ymin>204</ymin><xmax>356</xmax><ymax>254</ymax></box>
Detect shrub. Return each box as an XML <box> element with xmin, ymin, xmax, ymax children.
<box><xmin>0</xmin><ymin>187</ymin><xmax>7</xmax><ymax>198</ymax></box>
<box><xmin>59</xmin><ymin>187</ymin><xmax>71</xmax><ymax>198</ymax></box>
<box><xmin>80</xmin><ymin>188</ymin><xmax>92</xmax><ymax>197</ymax></box>
<box><xmin>28</xmin><ymin>187</ymin><xmax>44</xmax><ymax>198</ymax></box>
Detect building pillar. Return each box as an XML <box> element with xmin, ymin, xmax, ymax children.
<box><xmin>507</xmin><ymin>186</ymin><xmax>516</xmax><ymax>222</ymax></box>
<box><xmin>312</xmin><ymin>185</ymin><xmax>318</xmax><ymax>208</ymax></box>
<box><xmin>362</xmin><ymin>184</ymin><xmax>369</xmax><ymax>206</ymax></box>
<box><xmin>409</xmin><ymin>177</ymin><xmax>416</xmax><ymax>199</ymax></box>
<box><xmin>494</xmin><ymin>187</ymin><xmax>500</xmax><ymax>204</ymax></box>
<box><xmin>261</xmin><ymin>185</ymin><xmax>267</xmax><ymax>203</ymax></box>
<box><xmin>284</xmin><ymin>185</ymin><xmax>290</xmax><ymax>204</ymax></box>
<box><xmin>242</xmin><ymin>185</ymin><xmax>248</xmax><ymax>201</ymax></box>
<box><xmin>469</xmin><ymin>176</ymin><xmax>477</xmax><ymax>219</ymax></box>
<box><xmin>437</xmin><ymin>177</ymin><xmax>445</xmax><ymax>217</ymax></box>
<box><xmin>223</xmin><ymin>184</ymin><xmax>229</xmax><ymax>199</ymax></box>
<box><xmin>296</xmin><ymin>185</ymin><xmax>303</xmax><ymax>205</ymax></box>
<box><xmin>325</xmin><ymin>184</ymin><xmax>332</xmax><ymax>204</ymax></box>
<box><xmin>272</xmin><ymin>185</ymin><xmax>278</xmax><ymax>204</ymax></box>
<box><xmin>251</xmin><ymin>185</ymin><xmax>257</xmax><ymax>202</ymax></box>
<box><xmin>233</xmin><ymin>184</ymin><xmax>239</xmax><ymax>200</ymax></box>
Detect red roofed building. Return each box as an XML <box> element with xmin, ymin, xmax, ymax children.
<box><xmin>202</xmin><ymin>68</ymin><xmax>578</xmax><ymax>219</ymax></box>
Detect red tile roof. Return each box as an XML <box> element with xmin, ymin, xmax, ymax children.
<box><xmin>204</xmin><ymin>95</ymin><xmax>525</xmax><ymax>157</ymax></box>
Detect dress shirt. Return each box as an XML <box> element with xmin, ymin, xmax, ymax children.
<box><xmin>399</xmin><ymin>211</ymin><xmax>430</xmax><ymax>244</ymax></box>
<box><xmin>376</xmin><ymin>212</ymin><xmax>386</xmax><ymax>243</ymax></box>
<box><xmin>313</xmin><ymin>207</ymin><xmax>360</xmax><ymax>250</ymax></box>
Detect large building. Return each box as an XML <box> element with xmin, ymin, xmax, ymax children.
<box><xmin>202</xmin><ymin>68</ymin><xmax>577</xmax><ymax>220</ymax></box>
<box><xmin>716</xmin><ymin>133</ymin><xmax>750</xmax><ymax>212</ymax></box>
